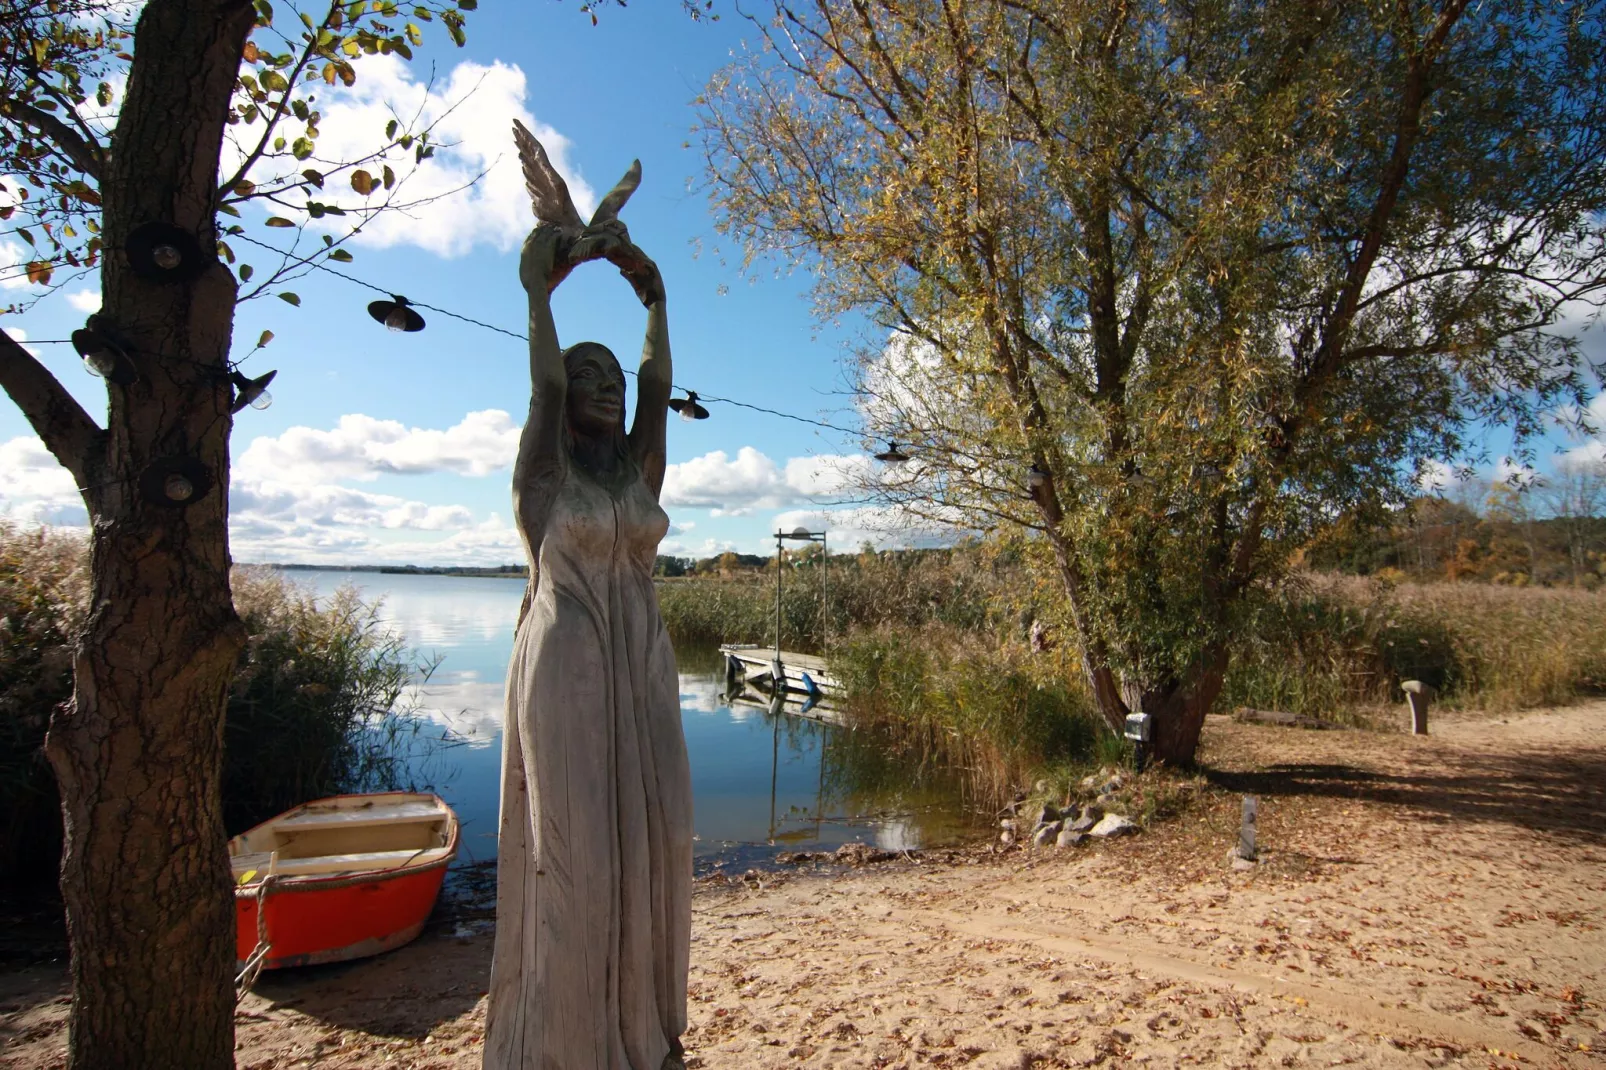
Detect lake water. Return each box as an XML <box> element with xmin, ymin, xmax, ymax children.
<box><xmin>287</xmin><ymin>570</ymin><xmax>975</xmax><ymax>869</ymax></box>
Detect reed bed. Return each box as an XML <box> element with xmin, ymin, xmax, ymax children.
<box><xmin>666</xmin><ymin>555</ymin><xmax>1606</xmax><ymax>806</ymax></box>
<box><xmin>0</xmin><ymin>524</ymin><xmax>434</xmax><ymax>884</ymax></box>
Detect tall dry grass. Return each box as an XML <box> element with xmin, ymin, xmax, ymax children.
<box><xmin>1225</xmin><ymin>574</ymin><xmax>1606</xmax><ymax>718</ymax></box>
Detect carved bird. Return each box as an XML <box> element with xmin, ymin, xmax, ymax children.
<box><xmin>513</xmin><ymin>119</ymin><xmax>658</xmax><ymax>304</ymax></box>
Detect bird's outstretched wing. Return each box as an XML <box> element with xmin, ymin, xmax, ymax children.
<box><xmin>513</xmin><ymin>118</ymin><xmax>584</xmax><ymax>230</ymax></box>
<box><xmin>589</xmin><ymin>160</ymin><xmax>641</xmax><ymax>226</ymax></box>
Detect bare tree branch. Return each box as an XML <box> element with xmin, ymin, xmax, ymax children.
<box><xmin>0</xmin><ymin>329</ymin><xmax>103</xmax><ymax>485</ymax></box>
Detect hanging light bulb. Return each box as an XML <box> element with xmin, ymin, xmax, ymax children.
<box><xmin>367</xmin><ymin>295</ymin><xmax>426</xmax><ymax>332</ymax></box>
<box><xmin>230</xmin><ymin>369</ymin><xmax>278</xmax><ymax>414</ymax></box>
<box><xmin>138</xmin><ymin>457</ymin><xmax>213</xmax><ymax>508</ymax></box>
<box><xmin>668</xmin><ymin>390</ymin><xmax>709</xmax><ymax>420</ymax></box>
<box><xmin>874</xmin><ymin>440</ymin><xmax>910</xmax><ymax>463</ymax></box>
<box><xmin>71</xmin><ymin>325</ymin><xmax>138</xmax><ymax>385</ymax></box>
<box><xmin>1027</xmin><ymin>464</ymin><xmax>1050</xmax><ymax>492</ymax></box>
<box><xmin>125</xmin><ymin>222</ymin><xmax>207</xmax><ymax>282</ymax></box>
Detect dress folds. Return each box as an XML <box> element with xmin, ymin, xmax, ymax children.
<box><xmin>484</xmin><ymin>462</ymin><xmax>692</xmax><ymax>1070</ymax></box>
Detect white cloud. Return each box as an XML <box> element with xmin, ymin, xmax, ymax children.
<box><xmin>233</xmin><ymin>56</ymin><xmax>597</xmax><ymax>258</ymax></box>
<box><xmin>661</xmin><ymin>447</ymin><xmax>870</xmax><ymax>514</ymax></box>
<box><xmin>0</xmin><ymin>436</ymin><xmax>85</xmax><ymax>526</ymax></box>
<box><xmin>66</xmin><ymin>289</ymin><xmax>100</xmax><ymax>313</ymax></box>
<box><xmin>2</xmin><ymin>327</ymin><xmax>41</xmax><ymax>357</ymax></box>
<box><xmin>236</xmin><ymin>409</ymin><xmax>519</xmax><ymax>484</ymax></box>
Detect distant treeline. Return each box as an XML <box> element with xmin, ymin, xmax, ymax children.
<box><xmin>1304</xmin><ymin>493</ymin><xmax>1606</xmax><ymax>588</ymax></box>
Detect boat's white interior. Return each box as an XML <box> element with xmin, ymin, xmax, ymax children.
<box><xmin>230</xmin><ymin>794</ymin><xmax>455</xmax><ymax>882</ymax></box>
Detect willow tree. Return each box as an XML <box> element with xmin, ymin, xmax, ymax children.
<box><xmin>0</xmin><ymin>0</ymin><xmax>476</xmax><ymax>1065</ymax></box>
<box><xmin>701</xmin><ymin>0</ymin><xmax>1606</xmax><ymax>764</ymax></box>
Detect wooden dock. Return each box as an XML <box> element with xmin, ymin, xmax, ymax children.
<box><xmin>718</xmin><ymin>644</ymin><xmax>840</xmax><ymax>700</ymax></box>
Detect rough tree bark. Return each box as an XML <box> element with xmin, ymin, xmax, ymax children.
<box><xmin>0</xmin><ymin>1</ymin><xmax>256</xmax><ymax>1066</ymax></box>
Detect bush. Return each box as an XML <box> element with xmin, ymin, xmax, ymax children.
<box><xmin>0</xmin><ymin>524</ymin><xmax>432</xmax><ymax>886</ymax></box>
<box><xmin>0</xmin><ymin>524</ymin><xmax>88</xmax><ymax>881</ymax></box>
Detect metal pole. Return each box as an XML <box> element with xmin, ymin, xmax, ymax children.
<box><xmin>774</xmin><ymin>532</ymin><xmax>783</xmax><ymax>664</ymax></box>
<box><xmin>821</xmin><ymin>532</ymin><xmax>829</xmax><ymax>652</ymax></box>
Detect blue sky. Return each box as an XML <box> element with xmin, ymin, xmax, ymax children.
<box><xmin>1</xmin><ymin>2</ymin><xmax>1603</xmax><ymax>564</ymax></box>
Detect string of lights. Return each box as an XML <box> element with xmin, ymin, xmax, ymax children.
<box><xmin>228</xmin><ymin>232</ymin><xmax>870</xmax><ymax>440</ymax></box>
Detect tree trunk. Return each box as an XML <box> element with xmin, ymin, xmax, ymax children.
<box><xmin>1134</xmin><ymin>658</ymin><xmax>1227</xmax><ymax>769</ymax></box>
<box><xmin>40</xmin><ymin>2</ymin><xmax>255</xmax><ymax>1067</ymax></box>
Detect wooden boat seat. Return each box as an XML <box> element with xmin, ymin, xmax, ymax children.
<box><xmin>231</xmin><ymin>846</ymin><xmax>452</xmax><ymax>880</ymax></box>
<box><xmin>272</xmin><ymin>800</ymin><xmax>446</xmax><ymax>833</ymax></box>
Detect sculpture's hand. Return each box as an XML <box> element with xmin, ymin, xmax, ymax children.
<box><xmin>618</xmin><ymin>251</ymin><xmax>664</xmax><ymax>309</ymax></box>
<box><xmin>571</xmin><ymin>220</ymin><xmax>664</xmax><ymax>308</ymax></box>
<box><xmin>519</xmin><ymin>225</ymin><xmax>565</xmax><ymax>295</ymax></box>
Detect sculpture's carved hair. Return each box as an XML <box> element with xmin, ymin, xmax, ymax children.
<box><xmin>561</xmin><ymin>340</ymin><xmax>631</xmax><ymax>466</ymax></box>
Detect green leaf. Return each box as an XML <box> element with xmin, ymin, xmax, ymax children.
<box><xmin>239</xmin><ymin>264</ymin><xmax>254</xmax><ymax>281</ymax></box>
<box><xmin>219</xmin><ymin>202</ymin><xmax>242</xmax><ymax>217</ymax></box>
<box><xmin>217</xmin><ymin>240</ymin><xmax>235</xmax><ymax>264</ymax></box>
<box><xmin>327</xmin><ymin>248</ymin><xmax>354</xmax><ymax>262</ymax></box>
<box><xmin>264</xmin><ymin>216</ymin><xmax>295</xmax><ymax>227</ymax></box>
<box><xmin>350</xmin><ymin>169</ymin><xmax>374</xmax><ymax>195</ymax></box>
<box><xmin>405</xmin><ymin>21</ymin><xmax>422</xmax><ymax>45</ymax></box>
<box><xmin>392</xmin><ymin>40</ymin><xmax>412</xmax><ymax>60</ymax></box>
<box><xmin>291</xmin><ymin>136</ymin><xmax>313</xmax><ymax>160</ymax></box>
<box><xmin>457</xmin><ymin>0</ymin><xmax>476</xmax><ymax>9</ymax></box>
<box><xmin>257</xmin><ymin>330</ymin><xmax>274</xmax><ymax>348</ymax></box>
<box><xmin>301</xmin><ymin>168</ymin><xmax>325</xmax><ymax>187</ymax></box>
<box><xmin>385</xmin><ymin>118</ymin><xmax>398</xmax><ymax>140</ymax></box>
<box><xmin>279</xmin><ymin>292</ymin><xmax>301</xmax><ymax>306</ymax></box>
<box><xmin>96</xmin><ymin>82</ymin><xmax>113</xmax><ymax>107</ymax></box>
<box><xmin>306</xmin><ymin>200</ymin><xmax>325</xmax><ymax>218</ymax></box>
<box><xmin>233</xmin><ymin>179</ymin><xmax>256</xmax><ymax>196</ymax></box>
<box><xmin>254</xmin><ymin>0</ymin><xmax>274</xmax><ymax>25</ymax></box>
<box><xmin>261</xmin><ymin>69</ymin><xmax>289</xmax><ymax>93</ymax></box>
<box><xmin>381</xmin><ymin>164</ymin><xmax>395</xmax><ymax>189</ymax></box>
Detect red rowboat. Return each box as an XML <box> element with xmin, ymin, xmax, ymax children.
<box><xmin>230</xmin><ymin>792</ymin><xmax>459</xmax><ymax>973</ymax></box>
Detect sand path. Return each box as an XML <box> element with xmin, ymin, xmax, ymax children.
<box><xmin>3</xmin><ymin>703</ymin><xmax>1602</xmax><ymax>1068</ymax></box>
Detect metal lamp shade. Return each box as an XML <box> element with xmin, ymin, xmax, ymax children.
<box><xmin>138</xmin><ymin>457</ymin><xmax>213</xmax><ymax>508</ymax></box>
<box><xmin>125</xmin><ymin>222</ymin><xmax>209</xmax><ymax>283</ymax></box>
<box><xmin>367</xmin><ymin>296</ymin><xmax>426</xmax><ymax>332</ymax></box>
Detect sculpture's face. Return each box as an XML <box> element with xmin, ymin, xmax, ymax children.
<box><xmin>568</xmin><ymin>351</ymin><xmax>626</xmax><ymax>436</ymax></box>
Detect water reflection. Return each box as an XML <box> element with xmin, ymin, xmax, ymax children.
<box><xmin>287</xmin><ymin>569</ymin><xmax>975</xmax><ymax>863</ymax></box>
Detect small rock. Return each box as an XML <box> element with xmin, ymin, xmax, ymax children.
<box><xmin>834</xmin><ymin>842</ymin><xmax>894</xmax><ymax>866</ymax></box>
<box><xmin>1070</xmin><ymin>805</ymin><xmax>1102</xmax><ymax>832</ymax></box>
<box><xmin>1056</xmin><ymin>828</ymin><xmax>1087</xmax><ymax>849</ymax></box>
<box><xmin>1031</xmin><ymin>801</ymin><xmax>1061</xmax><ymax>828</ymax></box>
<box><xmin>1225</xmin><ymin>846</ymin><xmax>1257</xmax><ymax>871</ymax></box>
<box><xmin>1095</xmin><ymin>792</ymin><xmax>1119</xmax><ymax>808</ymax></box>
<box><xmin>1000</xmin><ymin>829</ymin><xmax>1016</xmax><ymax>847</ymax></box>
<box><xmin>1032</xmin><ymin>824</ymin><xmax>1060</xmax><ymax>849</ymax></box>
<box><xmin>1079</xmin><ymin>774</ymin><xmax>1100</xmax><ymax>792</ymax></box>
<box><xmin>1088</xmin><ymin>813</ymin><xmax>1137</xmax><ymax>838</ymax></box>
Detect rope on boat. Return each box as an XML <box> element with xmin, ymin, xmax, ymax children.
<box><xmin>234</xmin><ymin>873</ymin><xmax>277</xmax><ymax>999</ymax></box>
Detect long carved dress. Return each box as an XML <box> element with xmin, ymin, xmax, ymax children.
<box><xmin>484</xmin><ymin>450</ymin><xmax>693</xmax><ymax>1070</ymax></box>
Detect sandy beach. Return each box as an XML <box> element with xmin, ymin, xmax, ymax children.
<box><xmin>4</xmin><ymin>703</ymin><xmax>1603</xmax><ymax>1069</ymax></box>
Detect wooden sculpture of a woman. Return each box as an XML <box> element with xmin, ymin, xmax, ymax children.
<box><xmin>483</xmin><ymin>122</ymin><xmax>691</xmax><ymax>1070</ymax></box>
